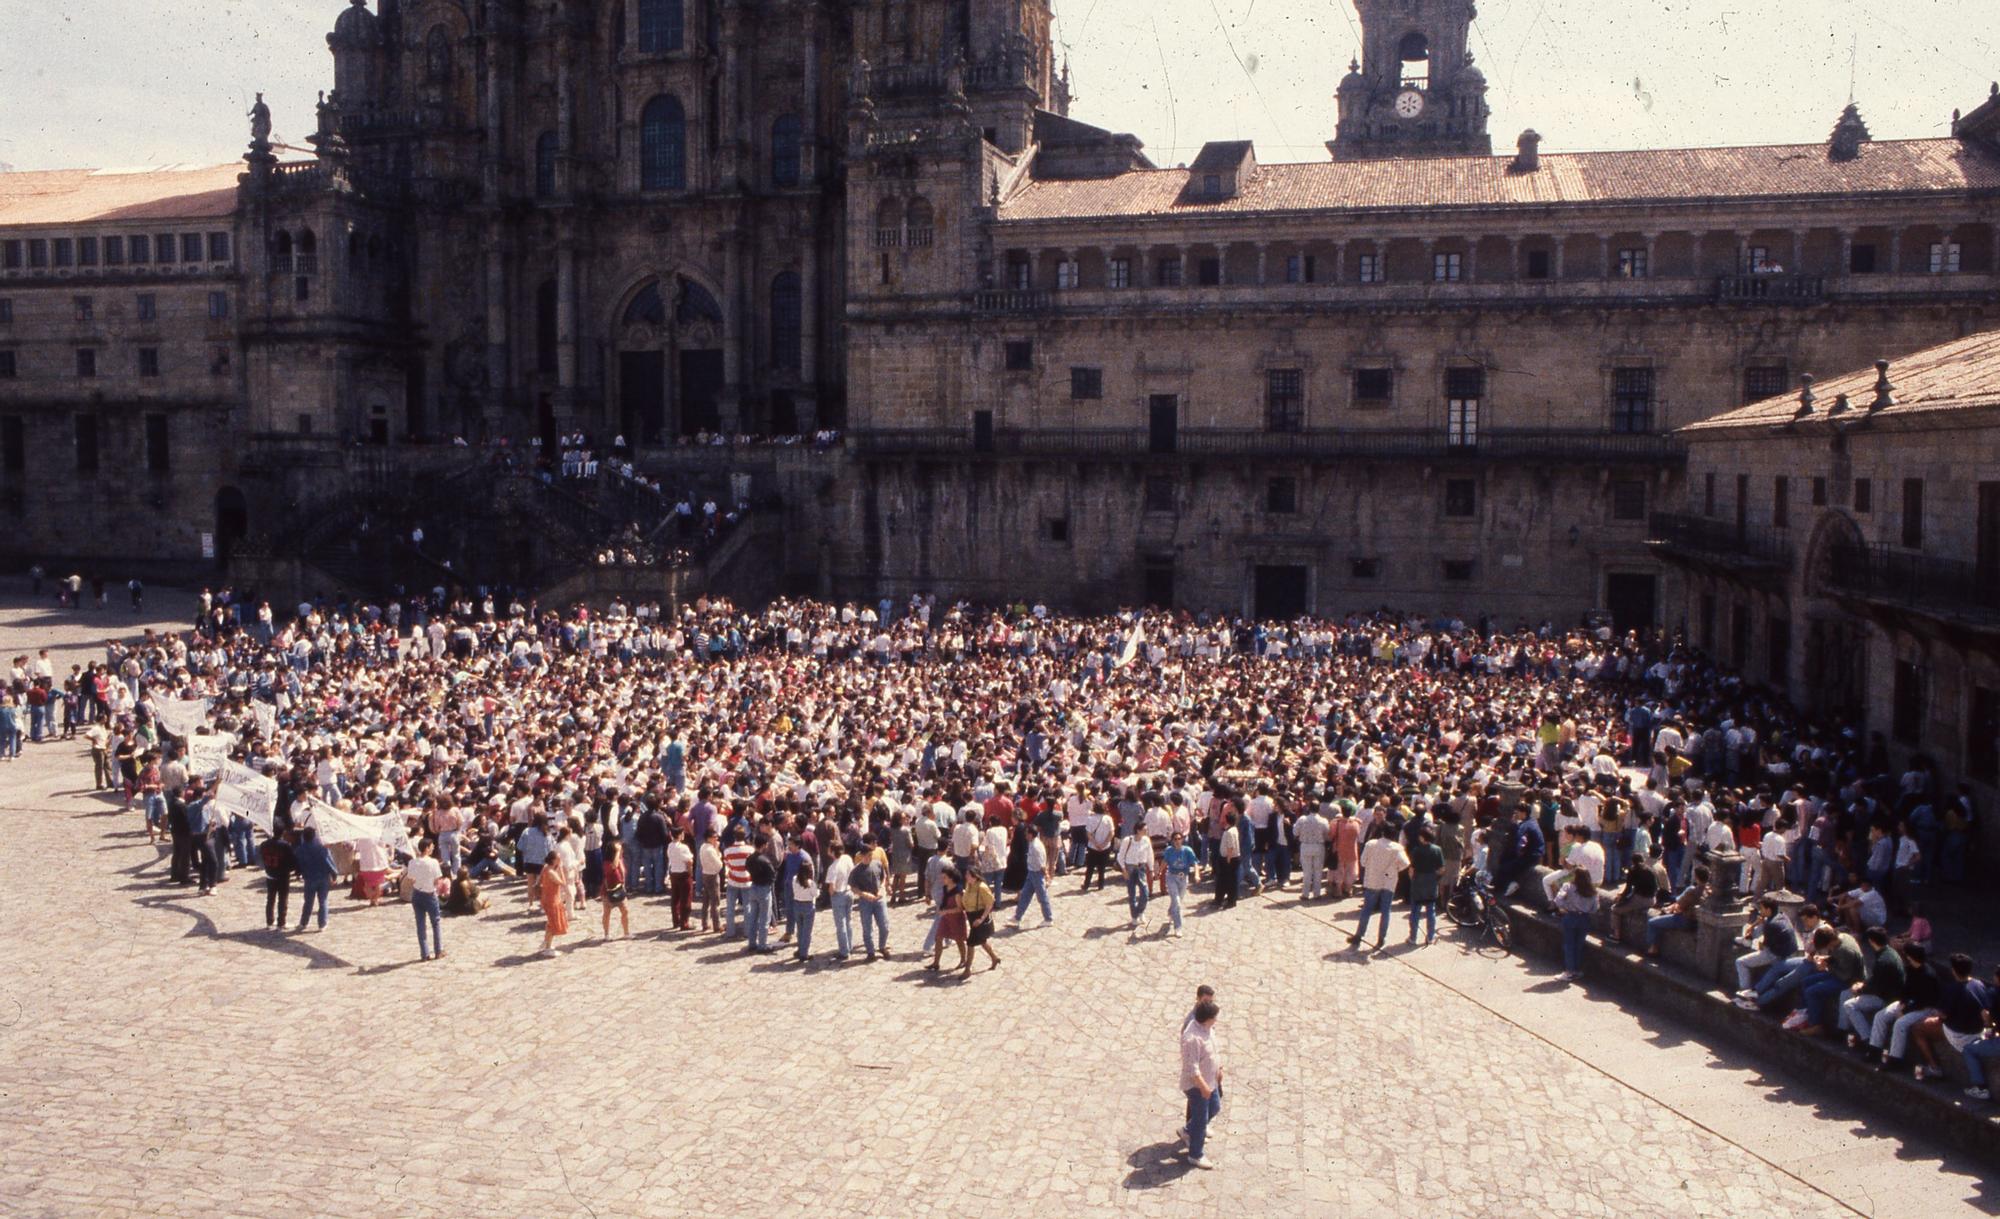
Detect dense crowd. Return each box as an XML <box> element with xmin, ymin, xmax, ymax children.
<box><xmin>11</xmin><ymin>585</ymin><xmax>1996</xmax><ymax>1104</ymax></box>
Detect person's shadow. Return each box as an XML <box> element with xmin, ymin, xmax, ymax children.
<box><xmin>1123</xmin><ymin>1139</ymin><xmax>1194</xmax><ymax>1189</ymax></box>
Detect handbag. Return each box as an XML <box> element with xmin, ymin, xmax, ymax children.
<box><xmin>605</xmin><ymin>883</ymin><xmax>626</xmax><ymax>903</ymax></box>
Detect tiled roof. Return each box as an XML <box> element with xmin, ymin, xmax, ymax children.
<box><xmin>999</xmin><ymin>138</ymin><xmax>2000</xmax><ymax>222</ymax></box>
<box><xmin>1684</xmin><ymin>329</ymin><xmax>2000</xmax><ymax>431</ymax></box>
<box><xmin>0</xmin><ymin>164</ymin><xmax>248</xmax><ymax>226</ymax></box>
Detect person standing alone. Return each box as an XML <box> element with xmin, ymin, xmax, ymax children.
<box><xmin>1179</xmin><ymin>999</ymin><xmax>1222</xmax><ymax>1169</ymax></box>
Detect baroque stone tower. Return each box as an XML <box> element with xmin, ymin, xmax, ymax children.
<box><xmin>1330</xmin><ymin>0</ymin><xmax>1491</xmax><ymax>160</ymax></box>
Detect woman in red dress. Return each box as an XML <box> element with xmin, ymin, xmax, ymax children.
<box><xmin>538</xmin><ymin>849</ymin><xmax>572</xmax><ymax>956</ymax></box>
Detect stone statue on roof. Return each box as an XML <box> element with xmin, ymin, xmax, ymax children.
<box><xmin>249</xmin><ymin>93</ymin><xmax>272</xmax><ymax>148</ymax></box>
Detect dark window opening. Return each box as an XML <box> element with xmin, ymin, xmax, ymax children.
<box><xmin>1611</xmin><ymin>479</ymin><xmax>1646</xmax><ymax>521</ymax></box>
<box><xmin>1350</xmin><ymin>557</ymin><xmax>1381</xmax><ymax>579</ymax></box>
<box><xmin>1266</xmin><ymin>476</ymin><xmax>1299</xmax><ymax>514</ymax></box>
<box><xmin>1767</xmin><ymin>615</ymin><xmax>1790</xmax><ymax>687</ymax></box>
<box><xmin>1854</xmin><ymin>477</ymin><xmax>1872</xmax><ymax>513</ymax></box>
<box><xmin>1070</xmin><ymin>367</ymin><xmax>1102</xmax><ymax>400</ymax></box>
<box><xmin>1144</xmin><ymin>476</ymin><xmax>1176</xmax><ymax>514</ymax></box>
<box><xmin>1003</xmin><ymin>340</ymin><xmax>1034</xmax><ymax>371</ymax></box>
<box><xmin>1525</xmin><ymin>249</ymin><xmax>1551</xmax><ymax>279</ymax></box>
<box><xmin>1744</xmin><ymin>364</ymin><xmax>1788</xmax><ymax>404</ymax></box>
<box><xmin>144</xmin><ymin>413</ymin><xmax>169</xmax><ymax>472</ymax></box>
<box><xmin>1197</xmin><ymin>257</ymin><xmax>1222</xmax><ymax>286</ymax></box>
<box><xmin>1353</xmin><ymin>366</ymin><xmax>1392</xmax><ymax>404</ymax></box>
<box><xmin>1703</xmin><ymin>472</ymin><xmax>1717</xmax><ymax>516</ymax></box>
<box><xmin>1892</xmin><ymin>660</ymin><xmax>1925</xmax><ymax>745</ymax></box>
<box><xmin>1849</xmin><ymin>243</ymin><xmax>1877</xmax><ymax>274</ymax></box>
<box><xmin>1442</xmin><ymin>558</ymin><xmax>1475</xmax><ymax>582</ymax></box>
<box><xmin>137</xmin><ymin>347</ymin><xmax>160</xmax><ymax>377</ymax></box>
<box><xmin>1612</xmin><ymin>367</ymin><xmax>1655</xmax><ymax>433</ymax></box>
<box><xmin>1266</xmin><ymin>368</ymin><xmax>1304</xmax><ymax>432</ymax></box>
<box><xmin>1773</xmin><ymin>475</ymin><xmax>1789</xmax><ymax>528</ymax></box>
<box><xmin>1812</xmin><ymin>476</ymin><xmax>1827</xmax><ymax>506</ymax></box>
<box><xmin>1901</xmin><ymin>477</ymin><xmax>1924</xmax><ymax>548</ymax></box>
<box><xmin>0</xmin><ymin>416</ymin><xmax>21</xmax><ymax>472</ymax></box>
<box><xmin>1044</xmin><ymin>517</ymin><xmax>1070</xmax><ymax>544</ymax></box>
<box><xmin>1444</xmin><ymin>478</ymin><xmax>1476</xmax><ymax>518</ymax></box>
<box><xmin>73</xmin><ymin>414</ymin><xmax>98</xmax><ymax>473</ymax></box>
<box><xmin>1969</xmin><ymin>685</ymin><xmax>2000</xmax><ymax>782</ymax></box>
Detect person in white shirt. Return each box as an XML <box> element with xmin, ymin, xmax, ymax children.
<box><xmin>1348</xmin><ymin>834</ymin><xmax>1409</xmax><ymax>950</ymax></box>
<box><xmin>666</xmin><ymin>832</ymin><xmax>695</xmax><ymax>930</ymax></box>
<box><xmin>1294</xmin><ymin>804</ymin><xmax>1330</xmax><ymax>900</ymax></box>
<box><xmin>404</xmin><ymin>839</ymin><xmax>445</xmax><ymax>961</ymax></box>
<box><xmin>823</xmin><ymin>843</ymin><xmax>855</xmax><ymax>960</ymax></box>
<box><xmin>790</xmin><ymin>857</ymin><xmax>819</xmax><ymax>964</ymax></box>
<box><xmin>1179</xmin><ymin>1000</ymin><xmax>1223</xmax><ymax>1169</ymax></box>
<box><xmin>1543</xmin><ymin>825</ymin><xmax>1606</xmax><ymax>905</ymax></box>
<box><xmin>1118</xmin><ymin>829</ymin><xmax>1156</xmax><ymax>931</ymax></box>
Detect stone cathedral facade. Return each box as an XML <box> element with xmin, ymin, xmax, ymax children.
<box><xmin>3</xmin><ymin>0</ymin><xmax>2000</xmax><ymax>628</ymax></box>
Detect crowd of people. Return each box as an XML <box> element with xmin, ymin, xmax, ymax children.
<box><xmin>21</xmin><ymin>583</ymin><xmax>2000</xmax><ymax>1126</ymax></box>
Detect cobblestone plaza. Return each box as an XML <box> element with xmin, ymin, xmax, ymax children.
<box><xmin>0</xmin><ymin>593</ymin><xmax>1993</xmax><ymax>1218</ymax></box>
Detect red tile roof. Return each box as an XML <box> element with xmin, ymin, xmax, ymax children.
<box><xmin>1685</xmin><ymin>329</ymin><xmax>2000</xmax><ymax>431</ymax></box>
<box><xmin>1000</xmin><ymin>138</ymin><xmax>2000</xmax><ymax>222</ymax></box>
<box><xmin>0</xmin><ymin>164</ymin><xmax>249</xmax><ymax>226</ymax></box>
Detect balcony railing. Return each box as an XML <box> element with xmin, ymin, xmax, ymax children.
<box><xmin>1646</xmin><ymin>511</ymin><xmax>1794</xmax><ymax>572</ymax></box>
<box><xmin>1825</xmin><ymin>543</ymin><xmax>2000</xmax><ymax>624</ymax></box>
<box><xmin>973</xmin><ymin>289</ymin><xmax>1055</xmax><ymax>313</ymax></box>
<box><xmin>1715</xmin><ymin>274</ymin><xmax>1825</xmax><ymax>303</ymax></box>
<box><xmin>854</xmin><ymin>426</ymin><xmax>1686</xmax><ymax>464</ymax></box>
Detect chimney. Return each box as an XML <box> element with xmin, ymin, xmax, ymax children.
<box><xmin>1794</xmin><ymin>374</ymin><xmax>1816</xmax><ymax>419</ymax></box>
<box><xmin>1512</xmin><ymin>129</ymin><xmax>1542</xmax><ymax>173</ymax></box>
<box><xmin>1870</xmin><ymin>360</ymin><xmax>1895</xmax><ymax>412</ymax></box>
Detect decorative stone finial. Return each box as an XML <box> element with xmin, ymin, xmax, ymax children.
<box><xmin>1827</xmin><ymin>392</ymin><xmax>1852</xmax><ymax>417</ymax></box>
<box><xmin>1794</xmin><ymin>373</ymin><xmax>1816</xmax><ymax>418</ymax></box>
<box><xmin>1870</xmin><ymin>360</ymin><xmax>1894</xmax><ymax>411</ymax></box>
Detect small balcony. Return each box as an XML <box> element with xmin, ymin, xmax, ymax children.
<box><xmin>1646</xmin><ymin>511</ymin><xmax>1794</xmax><ymax>584</ymax></box>
<box><xmin>973</xmin><ymin>289</ymin><xmax>1054</xmax><ymax>313</ymax></box>
<box><xmin>1715</xmin><ymin>274</ymin><xmax>1825</xmax><ymax>304</ymax></box>
<box><xmin>1824</xmin><ymin>543</ymin><xmax>2000</xmax><ymax>630</ymax></box>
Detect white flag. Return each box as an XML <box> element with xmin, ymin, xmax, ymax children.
<box><xmin>152</xmin><ymin>695</ymin><xmax>212</xmax><ymax>741</ymax></box>
<box><xmin>251</xmin><ymin>701</ymin><xmax>278</xmax><ymax>739</ymax></box>
<box><xmin>1114</xmin><ymin>624</ymin><xmax>1146</xmax><ymax>669</ymax></box>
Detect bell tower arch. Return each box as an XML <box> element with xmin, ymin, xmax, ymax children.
<box><xmin>1332</xmin><ymin>0</ymin><xmax>1492</xmax><ymax>160</ymax></box>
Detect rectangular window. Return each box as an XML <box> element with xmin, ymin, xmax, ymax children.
<box><xmin>1006</xmin><ymin>260</ymin><xmax>1031</xmax><ymax>291</ymax></box>
<box><xmin>1618</xmin><ymin>248</ymin><xmax>1648</xmax><ymax>278</ymax></box>
<box><xmin>296</xmin><ymin>275</ymin><xmax>310</xmax><ymax>302</ymax></box>
<box><xmin>137</xmin><ymin>347</ymin><xmax>160</xmax><ymax>377</ymax></box>
<box><xmin>77</xmin><ymin>236</ymin><xmax>98</xmax><ymax>267</ymax></box>
<box><xmin>1055</xmin><ymin>260</ymin><xmax>1078</xmax><ymax>290</ymax></box>
<box><xmin>181</xmin><ymin>234</ymin><xmax>203</xmax><ymax>263</ymax></box>
<box><xmin>1265</xmin><ymin>476</ymin><xmax>1299</xmax><ymax>515</ymax></box>
<box><xmin>155</xmin><ymin>234</ymin><xmax>176</xmax><ymax>264</ymax></box>
<box><xmin>52</xmin><ymin>238</ymin><xmax>73</xmax><ymax>268</ymax></box>
<box><xmin>1892</xmin><ymin>660</ymin><xmax>1925</xmax><ymax>745</ymax></box>
<box><xmin>1703</xmin><ymin>472</ymin><xmax>1717</xmax><ymax>517</ymax></box>
<box><xmin>1265</xmin><ymin>368</ymin><xmax>1304</xmax><ymax>432</ymax></box>
<box><xmin>1154</xmin><ymin>256</ymin><xmax>1183</xmax><ymax>287</ymax></box>
<box><xmin>135</xmin><ymin>293</ymin><xmax>154</xmax><ymax>322</ymax></box>
<box><xmin>103</xmin><ymin>236</ymin><xmax>124</xmax><ymax>265</ymax></box>
<box><xmin>1442</xmin><ymin>558</ymin><xmax>1475</xmax><ymax>582</ymax></box>
<box><xmin>207</xmin><ymin>291</ymin><xmax>229</xmax><ymax>320</ymax></box>
<box><xmin>1144</xmin><ymin>475</ymin><xmax>1176</xmax><ymax>514</ymax></box>
<box><xmin>1285</xmin><ymin>253</ymin><xmax>1315</xmax><ymax>284</ymax></box>
<box><xmin>208</xmin><ymin>232</ymin><xmax>231</xmax><ymax>262</ymax></box>
<box><xmin>1854</xmin><ymin>477</ymin><xmax>1872</xmax><ymax>514</ymax></box>
<box><xmin>74</xmin><ymin>296</ymin><xmax>94</xmax><ymax>322</ymax></box>
<box><xmin>1350</xmin><ymin>557</ymin><xmax>1381</xmax><ymax>579</ymax></box>
<box><xmin>1356</xmin><ymin>253</ymin><xmax>1383</xmax><ymax>284</ymax></box>
<box><xmin>1431</xmin><ymin>252</ymin><xmax>1461</xmax><ymax>283</ymax></box>
<box><xmin>1849</xmin><ymin>242</ymin><xmax>1876</xmax><ymax>274</ymax></box>
<box><xmin>27</xmin><ymin>239</ymin><xmax>48</xmax><ymax>269</ymax></box>
<box><xmin>1202</xmin><ymin>173</ymin><xmax>1222</xmax><ymax>196</ymax></box>
<box><xmin>1929</xmin><ymin>242</ymin><xmax>1962</xmax><ymax>274</ymax></box>
<box><xmin>75</xmin><ymin>348</ymin><xmax>96</xmax><ymax>378</ymax></box>
<box><xmin>1901</xmin><ymin>477</ymin><xmax>1924</xmax><ymax>548</ymax></box>
<box><xmin>73</xmin><ymin>414</ymin><xmax>98</xmax><ymax>472</ymax></box>
<box><xmin>1196</xmin><ymin>257</ymin><xmax>1221</xmax><ymax>287</ymax></box>
<box><xmin>1</xmin><ymin>240</ymin><xmax>20</xmax><ymax>270</ymax></box>
<box><xmin>144</xmin><ymin>413</ymin><xmax>169</xmax><ymax>471</ymax></box>
<box><xmin>1736</xmin><ymin>473</ymin><xmax>1749</xmax><ymax>538</ymax></box>
<box><xmin>0</xmin><ymin>351</ymin><xmax>14</xmax><ymax>379</ymax></box>
<box><xmin>1747</xmin><ymin>245</ymin><xmax>1771</xmax><ymax>273</ymax></box>
<box><xmin>1043</xmin><ymin>517</ymin><xmax>1070</xmax><ymax>544</ymax></box>
<box><xmin>1611</xmin><ymin>479</ymin><xmax>1647</xmax><ymax>521</ymax></box>
<box><xmin>0</xmin><ymin>298</ymin><xmax>11</xmax><ymax>324</ymax></box>
<box><xmin>297</xmin><ymin>413</ymin><xmax>314</xmax><ymax>435</ymax></box>
<box><xmin>1526</xmin><ymin>249</ymin><xmax>1551</xmax><ymax>279</ymax></box>
<box><xmin>129</xmin><ymin>234</ymin><xmax>150</xmax><ymax>264</ymax></box>
<box><xmin>1069</xmin><ymin>367</ymin><xmax>1102</xmax><ymax>400</ymax></box>
<box><xmin>1773</xmin><ymin>476</ymin><xmax>1789</xmax><ymax>528</ymax></box>
<box><xmin>1444</xmin><ymin>478</ymin><xmax>1476</xmax><ymax>519</ymax></box>
<box><xmin>1744</xmin><ymin>364</ymin><xmax>1788</xmax><ymax>403</ymax></box>
<box><xmin>0</xmin><ymin>416</ymin><xmax>20</xmax><ymax>472</ymax></box>
<box><xmin>1445</xmin><ymin>366</ymin><xmax>1482</xmax><ymax>447</ymax></box>
<box><xmin>1970</xmin><ymin>685</ymin><xmax>2000</xmax><ymax>782</ymax></box>
<box><xmin>1353</xmin><ymin>366</ymin><xmax>1392</xmax><ymax>405</ymax></box>
<box><xmin>1611</xmin><ymin>367</ymin><xmax>1654</xmax><ymax>433</ymax></box>
<box><xmin>1767</xmin><ymin>615</ymin><xmax>1790</xmax><ymax>687</ymax></box>
<box><xmin>1812</xmin><ymin>476</ymin><xmax>1827</xmax><ymax>507</ymax></box>
<box><xmin>1003</xmin><ymin>340</ymin><xmax>1033</xmax><ymax>371</ymax></box>
<box><xmin>1107</xmin><ymin>258</ymin><xmax>1130</xmax><ymax>289</ymax></box>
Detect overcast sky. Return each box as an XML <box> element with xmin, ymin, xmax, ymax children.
<box><xmin>1</xmin><ymin>0</ymin><xmax>1995</xmax><ymax>170</ymax></box>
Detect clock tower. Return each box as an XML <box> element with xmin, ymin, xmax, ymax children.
<box><xmin>1330</xmin><ymin>0</ymin><xmax>1492</xmax><ymax>160</ymax></box>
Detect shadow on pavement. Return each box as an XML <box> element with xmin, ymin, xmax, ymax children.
<box><xmin>1123</xmin><ymin>1139</ymin><xmax>1196</xmax><ymax>1189</ymax></box>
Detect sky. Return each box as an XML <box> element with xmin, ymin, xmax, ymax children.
<box><xmin>0</xmin><ymin>0</ymin><xmax>1996</xmax><ymax>171</ymax></box>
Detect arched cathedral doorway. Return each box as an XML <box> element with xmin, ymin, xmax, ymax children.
<box><xmin>615</xmin><ymin>276</ymin><xmax>724</xmax><ymax>444</ymax></box>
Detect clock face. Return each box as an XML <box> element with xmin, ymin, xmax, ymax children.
<box><xmin>1394</xmin><ymin>89</ymin><xmax>1425</xmax><ymax>119</ymax></box>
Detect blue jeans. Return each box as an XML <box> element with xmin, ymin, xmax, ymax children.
<box><xmin>1560</xmin><ymin>911</ymin><xmax>1591</xmax><ymax>975</ymax></box>
<box><xmin>144</xmin><ymin>793</ymin><xmax>167</xmax><ymax>829</ymax></box>
<box><xmin>829</xmin><ymin>891</ymin><xmax>854</xmax><ymax>957</ymax></box>
<box><xmin>1165</xmin><ymin>873</ymin><xmax>1188</xmax><ymax>930</ymax></box>
<box><xmin>298</xmin><ymin>878</ymin><xmax>330</xmax><ymax>929</ymax></box>
<box><xmin>793</xmin><ymin>897</ymin><xmax>817</xmax><ymax>960</ymax></box>
<box><xmin>859</xmin><ymin>897</ymin><xmax>889</xmax><ymax>955</ymax></box>
<box><xmin>1755</xmin><ymin>955</ymin><xmax>1811</xmax><ymax>1007</ymax></box>
<box><xmin>1800</xmin><ymin>970</ymin><xmax>1843</xmax><ymax>1028</ymax></box>
<box><xmin>1125</xmin><ymin>866</ymin><xmax>1150</xmax><ymax>921</ymax></box>
<box><xmin>724</xmin><ymin>885</ymin><xmax>748</xmax><ymax>937</ymax></box>
<box><xmin>1645</xmin><ymin>911</ymin><xmax>1692</xmax><ymax>950</ymax></box>
<box><xmin>1408</xmin><ymin>897</ymin><xmax>1437</xmax><ymax>944</ymax></box>
<box><xmin>1184</xmin><ymin>1085</ymin><xmax>1222</xmax><ymax>1159</ymax></box>
<box><xmin>1013</xmin><ymin>870</ymin><xmax>1052</xmax><ymax>922</ymax></box>
<box><xmin>229</xmin><ymin>817</ymin><xmax>256</xmax><ymax>868</ymax></box>
<box><xmin>1964</xmin><ymin>1036</ymin><xmax>2000</xmax><ymax>1088</ymax></box>
<box><xmin>744</xmin><ymin>885</ymin><xmax>773</xmax><ymax>950</ymax></box>
<box><xmin>637</xmin><ymin>847</ymin><xmax>665</xmax><ymax>895</ymax></box>
<box><xmin>1356</xmin><ymin>888</ymin><xmax>1394</xmax><ymax>943</ymax></box>
<box><xmin>412</xmin><ymin>890</ymin><xmax>442</xmax><ymax>958</ymax></box>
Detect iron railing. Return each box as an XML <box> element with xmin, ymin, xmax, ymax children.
<box><xmin>1646</xmin><ymin>511</ymin><xmax>1794</xmax><ymax>569</ymax></box>
<box><xmin>1825</xmin><ymin>543</ymin><xmax>2000</xmax><ymax>621</ymax></box>
<box><xmin>853</xmin><ymin>426</ymin><xmax>1686</xmax><ymax>464</ymax></box>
